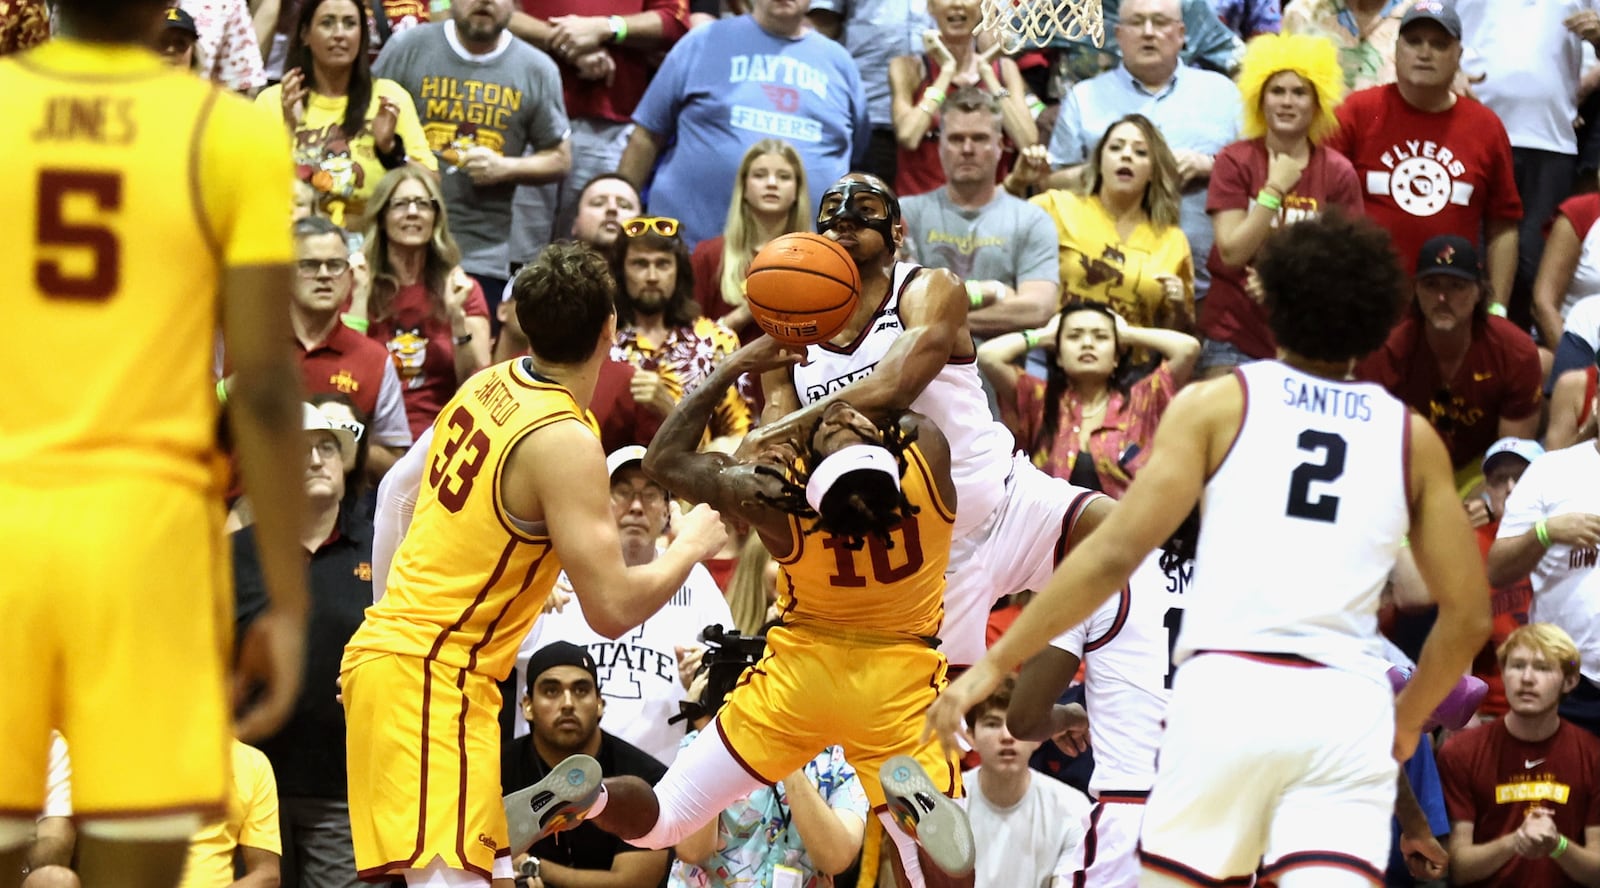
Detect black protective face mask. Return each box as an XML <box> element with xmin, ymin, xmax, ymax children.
<box><xmin>816</xmin><ymin>180</ymin><xmax>900</xmax><ymax>246</ymax></box>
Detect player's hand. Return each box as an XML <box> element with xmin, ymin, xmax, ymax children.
<box><xmin>630</xmin><ymin>370</ymin><xmax>678</xmax><ymax>417</ymax></box>
<box><xmin>572</xmin><ymin>49</ymin><xmax>616</xmax><ymax>86</ymax></box>
<box><xmin>549</xmin><ymin>14</ymin><xmax>611</xmax><ymax>59</ymax></box>
<box><xmin>1546</xmin><ymin>513</ymin><xmax>1600</xmax><ymax>548</ymax></box>
<box><xmin>1265</xmin><ymin>150</ymin><xmax>1308</xmax><ymax>196</ymax></box>
<box><xmin>1050</xmin><ymin>703</ymin><xmax>1090</xmax><ymax>755</ymax></box>
<box><xmin>373</xmin><ymin>96</ymin><xmax>401</xmax><ymax>156</ymax></box>
<box><xmin>671</xmin><ymin>503</ymin><xmax>729</xmax><ymax>561</ymax></box>
<box><xmin>461</xmin><ymin>146</ymin><xmax>506</xmax><ymax>185</ymax></box>
<box><xmin>233</xmin><ymin>607</ymin><xmax>308</xmax><ymax>743</ymax></box>
<box><xmin>280</xmin><ymin>67</ymin><xmax>308</xmax><ymax>128</ymax></box>
<box><xmin>730</xmin><ymin>336</ymin><xmax>807</xmax><ymax>376</ymax></box>
<box><xmin>921</xmin><ymin>29</ymin><xmax>957</xmax><ymax>70</ymax></box>
<box><xmin>924</xmin><ymin>658</ymin><xmax>1004</xmax><ymax>754</ymax></box>
<box><xmin>1399</xmin><ymin>832</ymin><xmax>1448</xmax><ymax>881</ymax></box>
<box><xmin>675</xmin><ymin>644</ymin><xmax>706</xmax><ymax>689</ymax></box>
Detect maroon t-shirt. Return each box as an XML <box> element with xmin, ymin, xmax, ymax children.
<box><xmin>1437</xmin><ymin>719</ymin><xmax>1600</xmax><ymax>888</ymax></box>
<box><xmin>298</xmin><ymin>320</ymin><xmax>394</xmax><ymax>422</ymax></box>
<box><xmin>368</xmin><ymin>280</ymin><xmax>490</xmax><ymax>439</ymax></box>
<box><xmin>1354</xmin><ymin>314</ymin><xmax>1541</xmax><ymax>470</ymax></box>
<box><xmin>1199</xmin><ymin>138</ymin><xmax>1363</xmax><ymax>358</ymax></box>
<box><xmin>1324</xmin><ymin>84</ymin><xmax>1521</xmax><ymax>274</ymax></box>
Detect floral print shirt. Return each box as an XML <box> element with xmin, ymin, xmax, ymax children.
<box><xmin>613</xmin><ymin>316</ymin><xmax>751</xmax><ymax>441</ymax></box>
<box><xmin>1017</xmin><ymin>363</ymin><xmax>1179</xmax><ymax>499</ymax></box>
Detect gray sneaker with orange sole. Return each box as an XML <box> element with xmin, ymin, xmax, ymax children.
<box><xmin>879</xmin><ymin>755</ymin><xmax>975</xmax><ymax>877</ymax></box>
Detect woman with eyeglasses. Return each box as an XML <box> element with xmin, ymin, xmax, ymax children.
<box><xmin>691</xmin><ymin>140</ymin><xmax>811</xmax><ymax>345</ymax></box>
<box><xmin>256</xmin><ymin>0</ymin><xmax>435</xmax><ymax>227</ymax></box>
<box><xmin>609</xmin><ymin>216</ymin><xmax>752</xmax><ymax>449</ymax></box>
<box><xmin>349</xmin><ymin>167</ymin><xmax>492</xmax><ymax>439</ymax></box>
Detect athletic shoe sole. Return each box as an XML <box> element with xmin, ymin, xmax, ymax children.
<box><xmin>503</xmin><ymin>753</ymin><xmax>603</xmax><ymax>855</ymax></box>
<box><xmin>879</xmin><ymin>755</ymin><xmax>975</xmax><ymax>876</ymax></box>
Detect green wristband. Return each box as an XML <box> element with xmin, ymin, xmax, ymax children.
<box><xmin>1022</xmin><ymin>329</ymin><xmax>1040</xmax><ymax>349</ymax></box>
<box><xmin>609</xmin><ymin>14</ymin><xmax>628</xmax><ymax>43</ymax></box>
<box><xmin>1552</xmin><ymin>834</ymin><xmax>1570</xmax><ymax>859</ymax></box>
<box><xmin>215</xmin><ymin>378</ymin><xmax>229</xmax><ymax>405</ymax></box>
<box><xmin>1536</xmin><ymin>519</ymin><xmax>1552</xmax><ymax>548</ymax></box>
<box><xmin>342</xmin><ymin>312</ymin><xmax>370</xmax><ymax>333</ymax></box>
<box><xmin>923</xmin><ymin>87</ymin><xmax>946</xmax><ymax>106</ymax></box>
<box><xmin>1487</xmin><ymin>303</ymin><xmax>1508</xmax><ymax>318</ymax></box>
<box><xmin>1255</xmin><ymin>190</ymin><xmax>1283</xmax><ymax>211</ymax></box>
<box><xmin>966</xmin><ymin>280</ymin><xmax>984</xmax><ymax>308</ymax></box>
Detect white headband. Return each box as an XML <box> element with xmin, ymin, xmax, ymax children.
<box><xmin>805</xmin><ymin>444</ymin><xmax>902</xmax><ymax>513</ymax></box>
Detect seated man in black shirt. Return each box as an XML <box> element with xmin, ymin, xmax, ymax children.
<box><xmin>502</xmin><ymin>642</ymin><xmax>670</xmax><ymax>887</ymax></box>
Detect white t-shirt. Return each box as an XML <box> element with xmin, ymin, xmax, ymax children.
<box><xmin>963</xmin><ymin>768</ymin><xmax>1091</xmax><ymax>887</ymax></box>
<box><xmin>1458</xmin><ymin>0</ymin><xmax>1596</xmax><ymax>154</ymax></box>
<box><xmin>514</xmin><ymin>560</ymin><xmax>735</xmax><ymax>764</ymax></box>
<box><xmin>1497</xmin><ymin>443</ymin><xmax>1600</xmax><ymax>681</ymax></box>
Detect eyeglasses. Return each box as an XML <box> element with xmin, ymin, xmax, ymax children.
<box><xmin>610</xmin><ymin>483</ymin><xmax>668</xmax><ymax>508</ymax></box>
<box><xmin>388</xmin><ymin>196</ymin><xmax>439</xmax><ymax>215</ymax></box>
<box><xmin>296</xmin><ymin>258</ymin><xmax>351</xmax><ymax>277</ymax></box>
<box><xmin>307</xmin><ymin>438</ymin><xmax>342</xmax><ymax>461</ymax></box>
<box><xmin>622</xmin><ymin>217</ymin><xmax>680</xmax><ymax>238</ymax></box>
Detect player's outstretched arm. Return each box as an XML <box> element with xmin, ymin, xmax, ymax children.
<box><xmin>225</xmin><ymin>263</ymin><xmax>311</xmax><ymax>742</ymax></box>
<box><xmin>525</xmin><ymin>423</ymin><xmax>727</xmax><ymax>639</ymax></box>
<box><xmin>1008</xmin><ymin>647</ymin><xmax>1084</xmax><ymax>743</ymax></box>
<box><xmin>1398</xmin><ymin>414</ymin><xmax>1492</xmax><ymax>760</ymax></box>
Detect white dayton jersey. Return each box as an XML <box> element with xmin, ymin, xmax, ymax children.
<box><xmin>788</xmin><ymin>262</ymin><xmax>1015</xmax><ymax>538</ymax></box>
<box><xmin>1053</xmin><ymin>550</ymin><xmax>1192</xmax><ymax>798</ymax></box>
<box><xmin>1179</xmin><ymin>360</ymin><xmax>1410</xmax><ymax>678</ymax></box>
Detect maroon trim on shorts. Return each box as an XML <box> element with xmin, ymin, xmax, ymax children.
<box><xmin>1053</xmin><ymin>489</ymin><xmax>1104</xmax><ymax>566</ymax></box>
<box><xmin>1098</xmin><ymin>790</ymin><xmax>1150</xmax><ymax>803</ymax></box>
<box><xmin>1195</xmin><ymin>650</ymin><xmax>1324</xmax><ymax>669</ymax></box>
<box><xmin>1258</xmin><ymin>850</ymin><xmax>1383</xmax><ymax>886</ymax></box>
<box><xmin>713</xmin><ymin>716</ymin><xmax>777</xmax><ymax>786</ymax></box>
<box><xmin>37</xmin><ymin>800</ymin><xmax>225</xmax><ymax>821</ymax></box>
<box><xmin>1072</xmin><ymin>801</ymin><xmax>1108</xmax><ymax>888</ymax></box>
<box><xmin>1139</xmin><ymin>849</ymin><xmax>1255</xmax><ymax>886</ymax></box>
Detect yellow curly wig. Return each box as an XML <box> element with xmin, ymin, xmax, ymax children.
<box><xmin>1238</xmin><ymin>32</ymin><xmax>1345</xmax><ymax>145</ymax></box>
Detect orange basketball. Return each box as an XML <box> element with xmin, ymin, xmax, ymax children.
<box><xmin>744</xmin><ymin>232</ymin><xmax>861</xmax><ymax>346</ymax></box>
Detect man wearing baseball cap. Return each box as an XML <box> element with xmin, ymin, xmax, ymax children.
<box><xmin>501</xmin><ymin>641</ymin><xmax>668</xmax><ymax>886</ymax></box>
<box><xmin>1324</xmin><ymin>0</ymin><xmax>1524</xmax><ymax>318</ymax></box>
<box><xmin>153</xmin><ymin>5</ymin><xmax>197</xmax><ymax>70</ymax></box>
<box><xmin>1466</xmin><ymin>437</ymin><xmax>1544</xmax><ymax>717</ymax></box>
<box><xmin>1358</xmin><ymin>235</ymin><xmax>1542</xmax><ymax>477</ymax></box>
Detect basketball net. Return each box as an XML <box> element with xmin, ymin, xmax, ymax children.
<box><xmin>975</xmin><ymin>0</ymin><xmax>1105</xmax><ymax>53</ymax></box>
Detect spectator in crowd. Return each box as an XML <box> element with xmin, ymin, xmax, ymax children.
<box><xmin>691</xmin><ymin>139</ymin><xmax>812</xmax><ymax>344</ymax></box>
<box><xmin>351</xmin><ymin>167</ymin><xmax>493</xmax><ymax>439</ymax></box>
<box><xmin>1465</xmin><ymin>438</ymin><xmax>1543</xmax><ymax>721</ymax></box>
<box><xmin>1027</xmin><ymin>115</ymin><xmax>1196</xmax><ymax>333</ymax></box>
<box><xmin>901</xmin><ymin>88</ymin><xmax>1060</xmax><ymax>339</ymax></box>
<box><xmin>979</xmin><ymin>300</ymin><xmax>1199</xmax><ymax>498</ymax></box>
<box><xmin>886</xmin><ymin>0</ymin><xmax>1034</xmax><ymax>199</ymax></box>
<box><xmin>805</xmin><ymin>0</ymin><xmax>929</xmax><ymax>184</ymax></box>
<box><xmin>176</xmin><ymin>740</ymin><xmax>281</xmax><ymax>888</ymax></box>
<box><xmin>1457</xmin><ymin>0</ymin><xmax>1595</xmax><ymax>330</ymax></box>
<box><xmin>1210</xmin><ymin>0</ymin><xmax>1280</xmax><ymax>40</ymax></box>
<box><xmin>1282</xmin><ymin>0</ymin><xmax>1418</xmax><ymax>92</ymax></box>
<box><xmin>1357</xmin><ymin>235</ymin><xmax>1542</xmax><ymax>475</ymax></box>
<box><xmin>235</xmin><ymin>399</ymin><xmax>369</xmax><ymax>888</ymax></box>
<box><xmin>257</xmin><ymin>0</ymin><xmax>435</xmax><ymax>227</ymax></box>
<box><xmin>619</xmin><ymin>0</ymin><xmax>868</xmax><ymax>248</ymax></box>
<box><xmin>1549</xmin><ymin>293</ymin><xmax>1600</xmax><ymax>398</ymax></box>
<box><xmin>373</xmin><ymin>0</ymin><xmax>572</xmax><ymax>312</ymax></box>
<box><xmin>177</xmin><ymin>0</ymin><xmax>268</xmax><ymax>92</ymax></box>
<box><xmin>1489</xmin><ymin>437</ymin><xmax>1600</xmax><ymax>737</ymax></box>
<box><xmin>963</xmin><ymin>677</ymin><xmax>1091</xmax><ymax>888</ymax></box>
<box><xmin>288</xmin><ymin>216</ymin><xmax>411</xmax><ymax>477</ymax></box>
<box><xmin>21</xmin><ymin>733</ymin><xmax>75</xmax><ymax>888</ymax></box>
<box><xmin>1546</xmin><ymin>338</ymin><xmax>1600</xmax><ymax>451</ymax></box>
<box><xmin>1045</xmin><ymin>0</ymin><xmax>1242</xmax><ymax>303</ymax></box>
<box><xmin>0</xmin><ymin>0</ymin><xmax>50</xmax><ymax>55</ymax></box>
<box><xmin>155</xmin><ymin>7</ymin><xmax>201</xmax><ymax>69</ymax></box>
<box><xmin>1437</xmin><ymin>624</ymin><xmax>1600</xmax><ymax>887</ymax></box>
<box><xmin>506</xmin><ymin>0</ymin><xmax>691</xmax><ymax>265</ymax></box>
<box><xmin>570</xmin><ymin>173</ymin><xmax>644</xmax><ymax>252</ymax></box>
<box><xmin>1055</xmin><ymin>0</ymin><xmax>1247</xmax><ymax>86</ymax></box>
<box><xmin>723</xmin><ymin>532</ymin><xmax>779</xmax><ymax>635</ymax></box>
<box><xmin>608</xmin><ymin>218</ymin><xmax>751</xmax><ymax>448</ymax></box>
<box><xmin>1197</xmin><ymin>31</ymin><xmax>1362</xmax><ymax>377</ymax></box>
<box><xmin>1533</xmin><ymin>190</ymin><xmax>1600</xmax><ymax>351</ymax></box>
<box><xmin>502</xmin><ymin>641</ymin><xmax>670</xmax><ymax>887</ymax></box>
<box><xmin>1323</xmin><ymin>1</ymin><xmax>1522</xmax><ymax>312</ymax></box>
<box><xmin>516</xmin><ymin>445</ymin><xmax>734</xmax><ymax>765</ymax></box>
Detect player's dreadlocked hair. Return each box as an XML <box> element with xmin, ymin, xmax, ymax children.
<box><xmin>754</xmin><ymin>416</ymin><xmax>922</xmax><ymax>550</ymax></box>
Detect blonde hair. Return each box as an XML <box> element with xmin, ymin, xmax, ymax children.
<box><xmin>1081</xmin><ymin>114</ymin><xmax>1182</xmax><ymax>230</ymax></box>
<box><xmin>724</xmin><ymin>532</ymin><xmax>776</xmax><ymax>635</ymax></box>
<box><xmin>361</xmin><ymin>167</ymin><xmax>462</xmax><ymax>324</ymax></box>
<box><xmin>1237</xmin><ymin>33</ymin><xmax>1345</xmax><ymax>145</ymax></box>
<box><xmin>1498</xmin><ymin>623</ymin><xmax>1582</xmax><ymax>684</ymax></box>
<box><xmin>719</xmin><ymin>140</ymin><xmax>811</xmax><ymax>309</ymax></box>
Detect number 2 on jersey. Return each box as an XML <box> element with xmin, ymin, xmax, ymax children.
<box><xmin>35</xmin><ymin>170</ymin><xmax>122</xmax><ymax>300</ymax></box>
<box><xmin>429</xmin><ymin>406</ymin><xmax>491</xmax><ymax>512</ymax></box>
<box><xmin>1285</xmin><ymin>429</ymin><xmax>1347</xmax><ymax>523</ymax></box>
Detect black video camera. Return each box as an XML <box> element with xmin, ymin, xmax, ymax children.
<box><xmin>672</xmin><ymin>624</ymin><xmax>769</xmax><ymax>726</ymax></box>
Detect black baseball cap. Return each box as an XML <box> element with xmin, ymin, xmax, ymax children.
<box><xmin>1400</xmin><ymin>0</ymin><xmax>1461</xmax><ymax>40</ymax></box>
<box><xmin>1415</xmin><ymin>234</ymin><xmax>1481</xmax><ymax>281</ymax></box>
<box><xmin>164</xmin><ymin>6</ymin><xmax>198</xmax><ymax>36</ymax></box>
<box><xmin>525</xmin><ymin>641</ymin><xmax>600</xmax><ymax>693</ymax></box>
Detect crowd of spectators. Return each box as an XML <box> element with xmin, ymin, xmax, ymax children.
<box><xmin>11</xmin><ymin>0</ymin><xmax>1600</xmax><ymax>885</ymax></box>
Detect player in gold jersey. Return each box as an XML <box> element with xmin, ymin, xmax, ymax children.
<box><xmin>0</xmin><ymin>2</ymin><xmax>312</xmax><ymax>887</ymax></box>
<box><xmin>526</xmin><ymin>339</ymin><xmax>977</xmax><ymax>888</ymax></box>
<box><xmin>339</xmin><ymin>241</ymin><xmax>727</xmax><ymax>888</ymax></box>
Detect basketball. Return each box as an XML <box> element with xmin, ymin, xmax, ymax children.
<box><xmin>744</xmin><ymin>232</ymin><xmax>861</xmax><ymax>346</ymax></box>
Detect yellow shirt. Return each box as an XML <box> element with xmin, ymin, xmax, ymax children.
<box><xmin>774</xmin><ymin>442</ymin><xmax>955</xmax><ymax>639</ymax></box>
<box><xmin>179</xmin><ymin>741</ymin><xmax>281</xmax><ymax>888</ymax></box>
<box><xmin>256</xmin><ymin>77</ymin><xmax>435</xmax><ymax>227</ymax></box>
<box><xmin>344</xmin><ymin>359</ymin><xmax>600</xmax><ymax>681</ymax></box>
<box><xmin>1030</xmin><ymin>189</ymin><xmax>1194</xmax><ymax>330</ymax></box>
<box><xmin>0</xmin><ymin>40</ymin><xmax>293</xmax><ymax>491</ymax></box>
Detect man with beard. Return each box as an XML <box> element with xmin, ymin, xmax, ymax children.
<box><xmin>373</xmin><ymin>0</ymin><xmax>572</xmax><ymax>325</ymax></box>
<box><xmin>501</xmin><ymin>642</ymin><xmax>669</xmax><ymax>888</ymax></box>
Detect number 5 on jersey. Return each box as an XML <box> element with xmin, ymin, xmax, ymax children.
<box><xmin>35</xmin><ymin>170</ymin><xmax>123</xmax><ymax>301</ymax></box>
